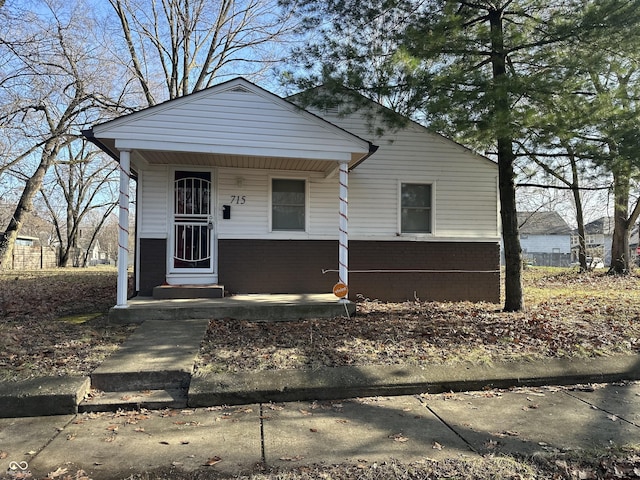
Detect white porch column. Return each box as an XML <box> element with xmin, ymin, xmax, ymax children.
<box><xmin>115</xmin><ymin>149</ymin><xmax>131</xmax><ymax>308</ymax></box>
<box><xmin>339</xmin><ymin>162</ymin><xmax>349</xmax><ymax>298</ymax></box>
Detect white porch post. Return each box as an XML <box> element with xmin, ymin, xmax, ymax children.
<box><xmin>115</xmin><ymin>149</ymin><xmax>131</xmax><ymax>308</ymax></box>
<box><xmin>339</xmin><ymin>162</ymin><xmax>349</xmax><ymax>299</ymax></box>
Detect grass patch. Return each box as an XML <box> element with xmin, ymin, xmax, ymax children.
<box><xmin>57</xmin><ymin>313</ymin><xmax>104</xmax><ymax>324</ymax></box>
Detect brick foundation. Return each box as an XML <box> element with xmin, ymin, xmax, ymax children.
<box><xmin>218</xmin><ymin>239</ymin><xmax>499</xmax><ymax>303</ymax></box>
<box><xmin>138</xmin><ymin>238</ymin><xmax>500</xmax><ymax>302</ymax></box>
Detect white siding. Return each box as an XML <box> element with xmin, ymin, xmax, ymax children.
<box><xmin>521</xmin><ymin>234</ymin><xmax>571</xmax><ymax>254</ymax></box>
<box><xmin>216</xmin><ymin>169</ymin><xmax>269</xmax><ymax>237</ymax></box>
<box><xmin>94</xmin><ymin>82</ymin><xmax>369</xmax><ymax>161</ymax></box>
<box><xmin>134</xmin><ymin>99</ymin><xmax>499</xmax><ymax>242</ymax></box>
<box><xmin>323</xmin><ymin>112</ymin><xmax>500</xmax><ymax>240</ymax></box>
<box><xmin>138</xmin><ymin>166</ymin><xmax>168</xmax><ymax>237</ymax></box>
<box><xmin>216</xmin><ymin>168</ymin><xmax>339</xmax><ymax>239</ymax></box>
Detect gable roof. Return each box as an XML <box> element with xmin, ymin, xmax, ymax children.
<box><xmin>518</xmin><ymin>211</ymin><xmax>571</xmax><ymax>235</ymax></box>
<box><xmin>288</xmin><ymin>85</ymin><xmax>497</xmax><ymax>170</ymax></box>
<box><xmin>583</xmin><ymin>216</ymin><xmax>615</xmax><ymax>235</ymax></box>
<box><xmin>84</xmin><ymin>78</ymin><xmax>376</xmax><ymax>173</ymax></box>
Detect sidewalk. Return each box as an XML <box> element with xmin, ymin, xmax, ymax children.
<box><xmin>1</xmin><ymin>382</ymin><xmax>639</xmax><ymax>479</ymax></box>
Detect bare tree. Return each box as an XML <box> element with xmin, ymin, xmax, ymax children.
<box><xmin>108</xmin><ymin>0</ymin><xmax>299</xmax><ymax>105</ymax></box>
<box><xmin>0</xmin><ymin>0</ymin><xmax>128</xmax><ymax>268</ymax></box>
<box><xmin>38</xmin><ymin>140</ymin><xmax>118</xmax><ymax>267</ymax></box>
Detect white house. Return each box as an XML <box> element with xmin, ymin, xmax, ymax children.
<box><xmin>84</xmin><ymin>78</ymin><xmax>500</xmax><ymax>306</ymax></box>
<box><xmin>571</xmin><ymin>216</ymin><xmax>614</xmax><ymax>266</ymax></box>
<box><xmin>518</xmin><ymin>211</ymin><xmax>572</xmax><ymax>267</ymax></box>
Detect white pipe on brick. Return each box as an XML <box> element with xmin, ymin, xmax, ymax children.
<box><xmin>116</xmin><ymin>149</ymin><xmax>130</xmax><ymax>308</ymax></box>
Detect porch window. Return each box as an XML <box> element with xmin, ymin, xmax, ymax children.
<box><xmin>401</xmin><ymin>183</ymin><xmax>432</xmax><ymax>233</ymax></box>
<box><xmin>272</xmin><ymin>179</ymin><xmax>305</xmax><ymax>231</ymax></box>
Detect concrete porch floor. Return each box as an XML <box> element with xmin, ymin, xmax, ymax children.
<box><xmin>108</xmin><ymin>293</ymin><xmax>355</xmax><ymax>324</ymax></box>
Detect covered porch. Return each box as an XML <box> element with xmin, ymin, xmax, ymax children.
<box><xmin>83</xmin><ymin>78</ymin><xmax>376</xmax><ymax>310</ymax></box>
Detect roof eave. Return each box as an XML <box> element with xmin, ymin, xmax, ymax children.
<box><xmin>82</xmin><ymin>128</ymin><xmax>120</xmax><ymax>162</ymax></box>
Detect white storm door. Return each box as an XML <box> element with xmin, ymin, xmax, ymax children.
<box><xmin>170</xmin><ymin>171</ymin><xmax>214</xmax><ymax>274</ymax></box>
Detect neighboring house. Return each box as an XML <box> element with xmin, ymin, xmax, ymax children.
<box><xmin>68</xmin><ymin>239</ymin><xmax>114</xmax><ymax>267</ymax></box>
<box><xmin>84</xmin><ymin>78</ymin><xmax>500</xmax><ymax>305</ymax></box>
<box><xmin>86</xmin><ymin>240</ymin><xmax>114</xmax><ymax>266</ymax></box>
<box><xmin>518</xmin><ymin>211</ymin><xmax>572</xmax><ymax>267</ymax></box>
<box><xmin>0</xmin><ymin>204</ymin><xmax>58</xmax><ymax>269</ymax></box>
<box><xmin>571</xmin><ymin>216</ymin><xmax>614</xmax><ymax>266</ymax></box>
<box><xmin>0</xmin><ymin>232</ymin><xmax>58</xmax><ymax>269</ymax></box>
<box><xmin>88</xmin><ymin>240</ymin><xmax>107</xmax><ymax>265</ymax></box>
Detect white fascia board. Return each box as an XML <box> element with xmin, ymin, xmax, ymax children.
<box><xmin>113</xmin><ymin>139</ymin><xmax>353</xmax><ymax>162</ymax></box>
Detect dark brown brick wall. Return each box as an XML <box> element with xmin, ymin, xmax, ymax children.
<box><xmin>139</xmin><ymin>238</ymin><xmax>167</xmax><ymax>296</ymax></box>
<box><xmin>218</xmin><ymin>240</ymin><xmax>339</xmax><ymax>294</ymax></box>
<box><xmin>350</xmin><ymin>241</ymin><xmax>500</xmax><ymax>302</ymax></box>
<box><xmin>218</xmin><ymin>239</ymin><xmax>500</xmax><ymax>303</ymax></box>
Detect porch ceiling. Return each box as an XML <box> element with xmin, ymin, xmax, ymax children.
<box><xmin>133</xmin><ymin>149</ymin><xmax>336</xmax><ymax>172</ymax></box>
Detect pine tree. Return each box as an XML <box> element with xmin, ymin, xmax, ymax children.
<box><xmin>281</xmin><ymin>0</ymin><xmax>640</xmax><ymax>310</ymax></box>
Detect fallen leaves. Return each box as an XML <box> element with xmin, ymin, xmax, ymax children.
<box><xmin>0</xmin><ymin>270</ymin><xmax>134</xmax><ymax>382</ymax></box>
<box><xmin>203</xmin><ymin>456</ymin><xmax>222</xmax><ymax>466</ymax></box>
<box><xmin>194</xmin><ymin>272</ymin><xmax>640</xmax><ymax>375</ymax></box>
<box><xmin>46</xmin><ymin>467</ymin><xmax>68</xmax><ymax>478</ymax></box>
<box><xmin>389</xmin><ymin>433</ymin><xmax>409</xmax><ymax>443</ymax></box>
<box><xmin>279</xmin><ymin>455</ymin><xmax>304</xmax><ymax>462</ymax></box>
<box><xmin>45</xmin><ymin>468</ymin><xmax>91</xmax><ymax>480</ymax></box>
<box><xmin>3</xmin><ymin>269</ymin><xmax>640</xmax><ymax>383</ymax></box>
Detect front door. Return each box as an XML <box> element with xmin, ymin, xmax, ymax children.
<box><xmin>168</xmin><ymin>170</ymin><xmax>216</xmax><ymax>281</ymax></box>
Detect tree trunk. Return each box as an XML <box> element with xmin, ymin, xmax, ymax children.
<box><xmin>0</xmin><ymin>142</ymin><xmax>58</xmax><ymax>269</ymax></box>
<box><xmin>573</xmin><ymin>193</ymin><xmax>588</xmax><ymax>271</ymax></box>
<box><xmin>499</xmin><ymin>140</ymin><xmax>524</xmax><ymax>311</ymax></box>
<box><xmin>609</xmin><ymin>170</ymin><xmax>630</xmax><ymax>274</ymax></box>
<box><xmin>569</xmin><ymin>151</ymin><xmax>588</xmax><ymax>271</ymax></box>
<box><xmin>489</xmin><ymin>7</ymin><xmax>524</xmax><ymax>311</ymax></box>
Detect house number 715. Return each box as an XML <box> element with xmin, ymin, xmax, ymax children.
<box><xmin>230</xmin><ymin>195</ymin><xmax>246</xmax><ymax>205</ymax></box>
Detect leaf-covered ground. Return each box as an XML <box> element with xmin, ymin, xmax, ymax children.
<box><xmin>129</xmin><ymin>452</ymin><xmax>640</xmax><ymax>480</ymax></box>
<box><xmin>194</xmin><ymin>270</ymin><xmax>640</xmax><ymax>375</ymax></box>
<box><xmin>2</xmin><ymin>268</ymin><xmax>639</xmax><ymax>382</ymax></box>
<box><xmin>0</xmin><ymin>269</ymin><xmax>135</xmax><ymax>382</ymax></box>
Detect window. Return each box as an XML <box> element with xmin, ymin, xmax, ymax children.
<box><xmin>272</xmin><ymin>179</ymin><xmax>305</xmax><ymax>231</ymax></box>
<box><xmin>15</xmin><ymin>238</ymin><xmax>33</xmax><ymax>246</ymax></box>
<box><xmin>401</xmin><ymin>183</ymin><xmax>432</xmax><ymax>233</ymax></box>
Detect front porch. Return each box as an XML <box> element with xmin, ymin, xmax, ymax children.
<box><xmin>108</xmin><ymin>293</ymin><xmax>356</xmax><ymax>324</ymax></box>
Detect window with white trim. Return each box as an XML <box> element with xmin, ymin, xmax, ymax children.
<box><xmin>401</xmin><ymin>183</ymin><xmax>432</xmax><ymax>233</ymax></box>
<box><xmin>272</xmin><ymin>179</ymin><xmax>305</xmax><ymax>231</ymax></box>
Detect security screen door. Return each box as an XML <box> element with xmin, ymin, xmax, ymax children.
<box><xmin>171</xmin><ymin>171</ymin><xmax>213</xmax><ymax>272</ymax></box>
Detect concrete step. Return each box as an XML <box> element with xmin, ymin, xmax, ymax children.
<box><xmin>0</xmin><ymin>377</ymin><xmax>90</xmax><ymax>418</ymax></box>
<box><xmin>109</xmin><ymin>294</ymin><xmax>355</xmax><ymax>324</ymax></box>
<box><xmin>153</xmin><ymin>284</ymin><xmax>224</xmax><ymax>299</ymax></box>
<box><xmin>90</xmin><ymin>369</ymin><xmax>192</xmax><ymax>392</ymax></box>
<box><xmin>79</xmin><ymin>389</ymin><xmax>188</xmax><ymax>413</ymax></box>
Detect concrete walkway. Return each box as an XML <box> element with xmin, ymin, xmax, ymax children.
<box><xmin>2</xmin><ymin>383</ymin><xmax>639</xmax><ymax>479</ymax></box>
